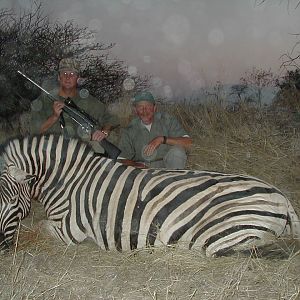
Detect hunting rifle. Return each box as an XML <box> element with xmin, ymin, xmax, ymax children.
<box><xmin>17</xmin><ymin>70</ymin><xmax>121</xmax><ymax>159</ymax></box>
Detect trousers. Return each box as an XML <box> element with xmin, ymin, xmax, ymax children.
<box><xmin>149</xmin><ymin>146</ymin><xmax>187</xmax><ymax>169</ymax></box>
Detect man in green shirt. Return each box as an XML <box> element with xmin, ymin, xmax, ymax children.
<box><xmin>30</xmin><ymin>58</ymin><xmax>118</xmax><ymax>153</ymax></box>
<box><xmin>119</xmin><ymin>91</ymin><xmax>192</xmax><ymax>169</ymax></box>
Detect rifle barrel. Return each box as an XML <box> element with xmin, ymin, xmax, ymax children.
<box><xmin>17</xmin><ymin>70</ymin><xmax>53</xmax><ymax>98</ymax></box>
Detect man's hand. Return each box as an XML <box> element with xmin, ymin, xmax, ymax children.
<box><xmin>120</xmin><ymin>159</ymin><xmax>148</xmax><ymax>169</ymax></box>
<box><xmin>52</xmin><ymin>101</ymin><xmax>65</xmax><ymax>119</ymax></box>
<box><xmin>91</xmin><ymin>129</ymin><xmax>108</xmax><ymax>142</ymax></box>
<box><xmin>40</xmin><ymin>101</ymin><xmax>65</xmax><ymax>133</ymax></box>
<box><xmin>143</xmin><ymin>136</ymin><xmax>164</xmax><ymax>157</ymax></box>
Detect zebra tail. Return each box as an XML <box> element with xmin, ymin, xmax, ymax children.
<box><xmin>283</xmin><ymin>199</ymin><xmax>300</xmax><ymax>245</ymax></box>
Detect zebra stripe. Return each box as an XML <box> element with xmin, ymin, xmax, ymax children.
<box><xmin>0</xmin><ymin>134</ymin><xmax>299</xmax><ymax>256</ymax></box>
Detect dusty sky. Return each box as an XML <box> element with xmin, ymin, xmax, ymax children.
<box><xmin>2</xmin><ymin>0</ymin><xmax>300</xmax><ymax>99</ymax></box>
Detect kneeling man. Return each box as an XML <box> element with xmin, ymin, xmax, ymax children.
<box><xmin>119</xmin><ymin>91</ymin><xmax>192</xmax><ymax>169</ymax></box>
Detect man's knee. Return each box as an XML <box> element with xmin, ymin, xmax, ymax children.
<box><xmin>164</xmin><ymin>146</ymin><xmax>187</xmax><ymax>169</ymax></box>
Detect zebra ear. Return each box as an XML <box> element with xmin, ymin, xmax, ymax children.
<box><xmin>8</xmin><ymin>166</ymin><xmax>35</xmax><ymax>184</ymax></box>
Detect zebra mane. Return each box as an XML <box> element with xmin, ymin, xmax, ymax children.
<box><xmin>0</xmin><ymin>134</ymin><xmax>98</xmax><ymax>173</ymax></box>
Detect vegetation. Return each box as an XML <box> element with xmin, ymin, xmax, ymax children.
<box><xmin>274</xmin><ymin>69</ymin><xmax>300</xmax><ymax>113</ymax></box>
<box><xmin>240</xmin><ymin>67</ymin><xmax>276</xmax><ymax>106</ymax></box>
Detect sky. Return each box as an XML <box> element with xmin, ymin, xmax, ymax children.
<box><xmin>1</xmin><ymin>0</ymin><xmax>300</xmax><ymax>99</ymax></box>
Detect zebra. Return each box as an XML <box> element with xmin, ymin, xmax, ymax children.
<box><xmin>0</xmin><ymin>134</ymin><xmax>299</xmax><ymax>257</ymax></box>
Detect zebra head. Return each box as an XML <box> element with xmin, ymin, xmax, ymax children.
<box><xmin>0</xmin><ymin>164</ymin><xmax>35</xmax><ymax>251</ymax></box>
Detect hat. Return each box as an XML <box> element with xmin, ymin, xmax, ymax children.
<box><xmin>133</xmin><ymin>91</ymin><xmax>155</xmax><ymax>104</ymax></box>
<box><xmin>59</xmin><ymin>58</ymin><xmax>80</xmax><ymax>73</ymax></box>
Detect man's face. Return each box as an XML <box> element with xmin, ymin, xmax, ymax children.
<box><xmin>134</xmin><ymin>101</ymin><xmax>156</xmax><ymax>125</ymax></box>
<box><xmin>59</xmin><ymin>71</ymin><xmax>79</xmax><ymax>89</ymax></box>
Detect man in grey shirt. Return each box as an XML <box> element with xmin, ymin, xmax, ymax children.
<box><xmin>119</xmin><ymin>91</ymin><xmax>192</xmax><ymax>169</ymax></box>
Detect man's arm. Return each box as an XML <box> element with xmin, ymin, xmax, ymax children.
<box><xmin>39</xmin><ymin>101</ymin><xmax>64</xmax><ymax>133</ymax></box>
<box><xmin>143</xmin><ymin>113</ymin><xmax>193</xmax><ymax>156</ymax></box>
<box><xmin>143</xmin><ymin>135</ymin><xmax>192</xmax><ymax>157</ymax></box>
<box><xmin>161</xmin><ymin>136</ymin><xmax>192</xmax><ymax>147</ymax></box>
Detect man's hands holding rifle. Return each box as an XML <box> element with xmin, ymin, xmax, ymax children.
<box><xmin>47</xmin><ymin>100</ymin><xmax>109</xmax><ymax>142</ymax></box>
<box><xmin>92</xmin><ymin>127</ymin><xmax>110</xmax><ymax>142</ymax></box>
<box><xmin>40</xmin><ymin>101</ymin><xmax>64</xmax><ymax>133</ymax></box>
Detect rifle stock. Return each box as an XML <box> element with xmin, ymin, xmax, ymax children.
<box><xmin>100</xmin><ymin>137</ymin><xmax>121</xmax><ymax>159</ymax></box>
<box><xmin>17</xmin><ymin>70</ymin><xmax>121</xmax><ymax>159</ymax></box>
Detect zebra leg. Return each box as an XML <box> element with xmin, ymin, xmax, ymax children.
<box><xmin>38</xmin><ymin>220</ymin><xmax>71</xmax><ymax>245</ymax></box>
<box><xmin>163</xmin><ymin>146</ymin><xmax>187</xmax><ymax>169</ymax></box>
<box><xmin>206</xmin><ymin>231</ymin><xmax>277</xmax><ymax>257</ymax></box>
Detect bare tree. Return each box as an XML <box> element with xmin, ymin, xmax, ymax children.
<box><xmin>255</xmin><ymin>0</ymin><xmax>300</xmax><ymax>9</ymax></box>
<box><xmin>205</xmin><ymin>81</ymin><xmax>225</xmax><ymax>105</ymax></box>
<box><xmin>240</xmin><ymin>67</ymin><xmax>276</xmax><ymax>106</ymax></box>
<box><xmin>255</xmin><ymin>0</ymin><xmax>300</xmax><ymax>69</ymax></box>
<box><xmin>273</xmin><ymin>69</ymin><xmax>300</xmax><ymax>112</ymax></box>
<box><xmin>280</xmin><ymin>35</ymin><xmax>300</xmax><ymax>70</ymax></box>
<box><xmin>230</xmin><ymin>84</ymin><xmax>248</xmax><ymax>102</ymax></box>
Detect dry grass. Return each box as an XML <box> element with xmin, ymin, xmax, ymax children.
<box><xmin>1</xmin><ymin>219</ymin><xmax>299</xmax><ymax>299</ymax></box>
<box><xmin>0</xmin><ymin>100</ymin><xmax>300</xmax><ymax>299</ymax></box>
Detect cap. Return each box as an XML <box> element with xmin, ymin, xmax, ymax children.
<box><xmin>133</xmin><ymin>91</ymin><xmax>155</xmax><ymax>104</ymax></box>
<box><xmin>58</xmin><ymin>58</ymin><xmax>80</xmax><ymax>74</ymax></box>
